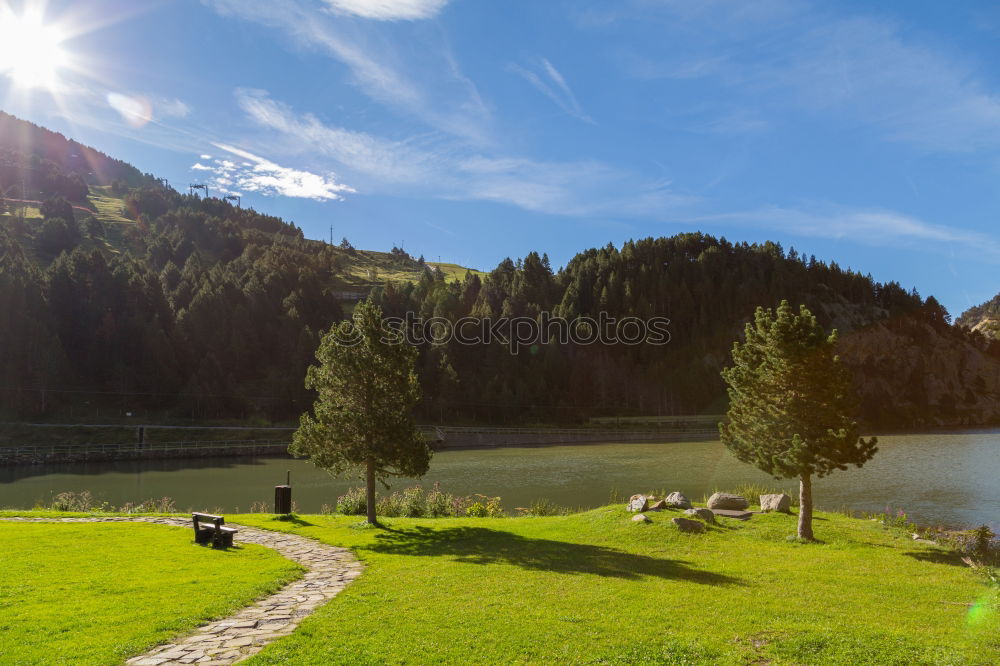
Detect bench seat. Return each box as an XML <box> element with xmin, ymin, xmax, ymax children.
<box><xmin>192</xmin><ymin>513</ymin><xmax>238</xmax><ymax>548</ymax></box>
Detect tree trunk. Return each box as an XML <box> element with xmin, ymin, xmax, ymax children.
<box><xmin>365</xmin><ymin>458</ymin><xmax>377</xmax><ymax>525</ymax></box>
<box><xmin>798</xmin><ymin>473</ymin><xmax>814</xmax><ymax>540</ymax></box>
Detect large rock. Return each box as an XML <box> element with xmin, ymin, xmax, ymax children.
<box><xmin>648</xmin><ymin>499</ymin><xmax>668</xmax><ymax>512</ymax></box>
<box><xmin>707</xmin><ymin>492</ymin><xmax>750</xmax><ymax>511</ymax></box>
<box><xmin>632</xmin><ymin>513</ymin><xmax>650</xmax><ymax>523</ymax></box>
<box><xmin>760</xmin><ymin>493</ymin><xmax>792</xmax><ymax>513</ymax></box>
<box><xmin>684</xmin><ymin>507</ymin><xmax>716</xmax><ymax>524</ymax></box>
<box><xmin>627</xmin><ymin>494</ymin><xmax>648</xmax><ymax>512</ymax></box>
<box><xmin>664</xmin><ymin>491</ymin><xmax>692</xmax><ymax>509</ymax></box>
<box><xmin>671</xmin><ymin>517</ymin><xmax>706</xmax><ymax>533</ymax></box>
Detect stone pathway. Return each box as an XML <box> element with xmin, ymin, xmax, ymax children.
<box><xmin>2</xmin><ymin>516</ymin><xmax>363</xmax><ymax>665</ymax></box>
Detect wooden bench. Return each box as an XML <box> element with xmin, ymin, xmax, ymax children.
<box><xmin>192</xmin><ymin>512</ymin><xmax>238</xmax><ymax>548</ymax></box>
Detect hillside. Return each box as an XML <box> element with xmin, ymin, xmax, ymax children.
<box><xmin>0</xmin><ymin>113</ymin><xmax>480</xmax><ymax>421</ymax></box>
<box><xmin>376</xmin><ymin>237</ymin><xmax>1000</xmax><ymax>428</ymax></box>
<box><xmin>3</xmin><ymin>112</ymin><xmax>1000</xmax><ymax>427</ymax></box>
<box><xmin>959</xmin><ymin>293</ymin><xmax>1000</xmax><ymax>341</ymax></box>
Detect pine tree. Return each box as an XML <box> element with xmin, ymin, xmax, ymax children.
<box><xmin>291</xmin><ymin>299</ymin><xmax>430</xmax><ymax>524</ymax></box>
<box><xmin>719</xmin><ymin>300</ymin><xmax>878</xmax><ymax>540</ymax></box>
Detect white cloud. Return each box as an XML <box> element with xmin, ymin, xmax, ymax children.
<box><xmin>690</xmin><ymin>205</ymin><xmax>1000</xmax><ymax>258</ymax></box>
<box><xmin>190</xmin><ymin>144</ymin><xmax>356</xmax><ymax>201</ymax></box>
<box><xmin>156</xmin><ymin>97</ymin><xmax>191</xmax><ymax>119</ymax></box>
<box><xmin>322</xmin><ymin>0</ymin><xmax>450</xmax><ymax>20</ymax></box>
<box><xmin>508</xmin><ymin>58</ymin><xmax>594</xmax><ymax>124</ymax></box>
<box><xmin>234</xmin><ymin>89</ymin><xmax>693</xmax><ymax>217</ymax></box>
<box><xmin>203</xmin><ymin>0</ymin><xmax>490</xmax><ymax>143</ymax></box>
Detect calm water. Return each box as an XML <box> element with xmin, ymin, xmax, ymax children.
<box><xmin>2</xmin><ymin>431</ymin><xmax>998</xmax><ymax>529</ymax></box>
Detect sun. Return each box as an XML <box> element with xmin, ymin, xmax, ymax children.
<box><xmin>0</xmin><ymin>7</ymin><xmax>68</xmax><ymax>90</ymax></box>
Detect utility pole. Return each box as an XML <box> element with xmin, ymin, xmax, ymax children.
<box><xmin>330</xmin><ymin>224</ymin><xmax>333</xmax><ymax>245</ymax></box>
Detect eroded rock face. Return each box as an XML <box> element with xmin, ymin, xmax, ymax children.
<box><xmin>760</xmin><ymin>493</ymin><xmax>792</xmax><ymax>513</ymax></box>
<box><xmin>671</xmin><ymin>517</ymin><xmax>706</xmax><ymax>533</ymax></box>
<box><xmin>664</xmin><ymin>491</ymin><xmax>692</xmax><ymax>509</ymax></box>
<box><xmin>683</xmin><ymin>507</ymin><xmax>716</xmax><ymax>523</ymax></box>
<box><xmin>707</xmin><ymin>492</ymin><xmax>749</xmax><ymax>511</ymax></box>
<box><xmin>628</xmin><ymin>494</ymin><xmax>648</xmax><ymax>513</ymax></box>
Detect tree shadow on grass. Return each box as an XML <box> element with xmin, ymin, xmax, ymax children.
<box><xmin>274</xmin><ymin>514</ymin><xmax>318</xmax><ymax>528</ymax></box>
<box><xmin>903</xmin><ymin>549</ymin><xmax>967</xmax><ymax>567</ymax></box>
<box><xmin>362</xmin><ymin>526</ymin><xmax>744</xmax><ymax>586</ymax></box>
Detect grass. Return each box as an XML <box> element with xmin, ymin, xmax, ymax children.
<box><xmin>87</xmin><ymin>186</ymin><xmax>134</xmax><ymax>225</ymax></box>
<box><xmin>222</xmin><ymin>507</ymin><xmax>1000</xmax><ymax>665</ymax></box>
<box><xmin>1</xmin><ymin>206</ymin><xmax>42</xmax><ymax>220</ymax></box>
<box><xmin>2</xmin><ymin>506</ymin><xmax>997</xmax><ymax>663</ymax></box>
<box><xmin>344</xmin><ymin>250</ymin><xmax>483</xmax><ymax>287</ymax></box>
<box><xmin>0</xmin><ymin>521</ymin><xmax>303</xmax><ymax>665</ymax></box>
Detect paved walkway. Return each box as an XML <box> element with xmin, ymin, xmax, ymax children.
<box><xmin>2</xmin><ymin>516</ymin><xmax>363</xmax><ymax>665</ymax></box>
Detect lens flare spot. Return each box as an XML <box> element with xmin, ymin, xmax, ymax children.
<box><xmin>967</xmin><ymin>596</ymin><xmax>996</xmax><ymax>627</ymax></box>
<box><xmin>107</xmin><ymin>92</ymin><xmax>153</xmax><ymax>128</ymax></box>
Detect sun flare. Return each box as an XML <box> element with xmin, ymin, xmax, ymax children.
<box><xmin>0</xmin><ymin>8</ymin><xmax>68</xmax><ymax>89</ymax></box>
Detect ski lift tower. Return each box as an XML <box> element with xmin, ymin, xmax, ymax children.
<box><xmin>223</xmin><ymin>194</ymin><xmax>241</xmax><ymax>207</ymax></box>
<box><xmin>189</xmin><ymin>183</ymin><xmax>209</xmax><ymax>198</ymax></box>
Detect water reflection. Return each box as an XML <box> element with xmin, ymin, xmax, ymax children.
<box><xmin>1</xmin><ymin>431</ymin><xmax>998</xmax><ymax>529</ymax></box>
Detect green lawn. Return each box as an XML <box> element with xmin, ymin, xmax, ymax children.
<box><xmin>87</xmin><ymin>186</ymin><xmax>134</xmax><ymax>224</ymax></box>
<box><xmin>2</xmin><ymin>508</ymin><xmax>997</xmax><ymax>665</ymax></box>
<box><xmin>227</xmin><ymin>507</ymin><xmax>1000</xmax><ymax>665</ymax></box>
<box><xmin>0</xmin><ymin>521</ymin><xmax>303</xmax><ymax>665</ymax></box>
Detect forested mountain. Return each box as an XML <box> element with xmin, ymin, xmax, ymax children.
<box><xmin>375</xmin><ymin>239</ymin><xmax>1000</xmax><ymax>428</ymax></box>
<box><xmin>2</xmin><ymin>112</ymin><xmax>1000</xmax><ymax>428</ymax></box>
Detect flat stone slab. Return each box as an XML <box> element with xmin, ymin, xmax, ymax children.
<box><xmin>711</xmin><ymin>509</ymin><xmax>753</xmax><ymax>520</ymax></box>
<box><xmin>2</xmin><ymin>515</ymin><xmax>363</xmax><ymax>665</ymax></box>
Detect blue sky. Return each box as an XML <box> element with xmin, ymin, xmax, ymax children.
<box><xmin>3</xmin><ymin>0</ymin><xmax>1000</xmax><ymax>315</ymax></box>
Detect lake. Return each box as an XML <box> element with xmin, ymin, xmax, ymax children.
<box><xmin>2</xmin><ymin>430</ymin><xmax>998</xmax><ymax>529</ymax></box>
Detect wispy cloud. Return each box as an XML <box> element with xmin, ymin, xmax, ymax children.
<box><xmin>508</xmin><ymin>58</ymin><xmax>594</xmax><ymax>124</ymax></box>
<box><xmin>157</xmin><ymin>97</ymin><xmax>191</xmax><ymax>119</ymax></box>
<box><xmin>604</xmin><ymin>1</ymin><xmax>1000</xmax><ymax>153</ymax></box>
<box><xmin>190</xmin><ymin>143</ymin><xmax>356</xmax><ymax>201</ymax></box>
<box><xmin>234</xmin><ymin>89</ymin><xmax>692</xmax><ymax>217</ymax></box>
<box><xmin>322</xmin><ymin>0</ymin><xmax>450</xmax><ymax>21</ymax></box>
<box><xmin>203</xmin><ymin>0</ymin><xmax>490</xmax><ymax>143</ymax></box>
<box><xmin>689</xmin><ymin>205</ymin><xmax>1000</xmax><ymax>259</ymax></box>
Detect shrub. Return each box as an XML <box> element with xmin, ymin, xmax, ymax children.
<box><xmin>944</xmin><ymin>524</ymin><xmax>1000</xmax><ymax>566</ymax></box>
<box><xmin>118</xmin><ymin>497</ymin><xmax>176</xmax><ymax>513</ymax></box>
<box><xmin>333</xmin><ymin>485</ymin><xmax>505</xmax><ymax>518</ymax></box>
<box><xmin>400</xmin><ymin>486</ymin><xmax>428</xmax><ymax>518</ymax></box>
<box><xmin>375</xmin><ymin>492</ymin><xmax>404</xmax><ymax>517</ymax></box>
<box><xmin>336</xmin><ymin>487</ymin><xmax>367</xmax><ymax>516</ymax></box>
<box><xmin>466</xmin><ymin>502</ymin><xmax>488</xmax><ymax>518</ymax></box>
<box><xmin>868</xmin><ymin>507</ymin><xmax>916</xmax><ymax>531</ymax></box>
<box><xmin>520</xmin><ymin>498</ymin><xmax>569</xmax><ymax>516</ymax></box>
<box><xmin>465</xmin><ymin>495</ymin><xmax>503</xmax><ymax>518</ymax></box>
<box><xmin>425</xmin><ymin>483</ymin><xmax>453</xmax><ymax>517</ymax></box>
<box><xmin>48</xmin><ymin>490</ymin><xmax>95</xmax><ymax>512</ymax></box>
<box><xmin>43</xmin><ymin>491</ymin><xmax>177</xmax><ymax>513</ymax></box>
